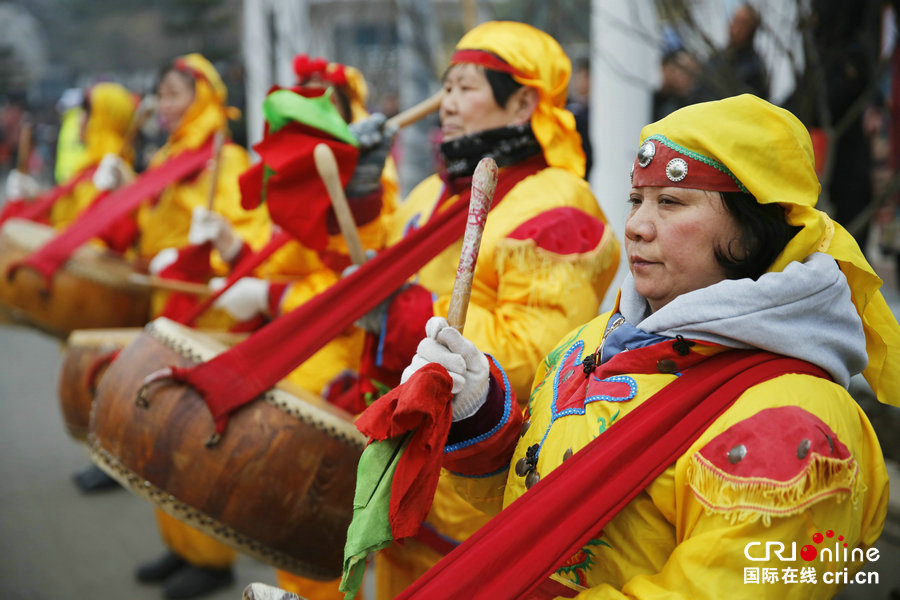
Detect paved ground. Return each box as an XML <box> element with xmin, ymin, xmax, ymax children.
<box><xmin>1</xmin><ymin>261</ymin><xmax>899</xmax><ymax>599</ymax></box>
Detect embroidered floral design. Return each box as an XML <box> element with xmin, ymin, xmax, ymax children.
<box><xmin>596</xmin><ymin>409</ymin><xmax>620</xmax><ymax>437</ymax></box>
<box><xmin>532</xmin><ymin>341</ymin><xmax>638</xmax><ymax>463</ymax></box>
<box><xmin>556</xmin><ymin>538</ymin><xmax>612</xmax><ymax>587</ymax></box>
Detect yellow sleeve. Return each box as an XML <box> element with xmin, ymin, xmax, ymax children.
<box><xmin>570</xmin><ymin>377</ymin><xmax>888</xmax><ymax>599</ymax></box>
<box><xmin>433</xmin><ymin>228</ymin><xmax>618</xmax><ymax>401</ymax></box>
<box><xmin>209</xmin><ymin>143</ymin><xmax>270</xmax><ymax>255</ymax></box>
<box><xmin>50</xmin><ymin>178</ymin><xmax>101</xmax><ymax>229</ymax></box>
<box><xmin>276</xmin><ymin>269</ymin><xmax>340</xmax><ymax>315</ymax></box>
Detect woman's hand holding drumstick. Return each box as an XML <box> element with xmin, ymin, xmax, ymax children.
<box><xmin>400</xmin><ymin>157</ymin><xmax>498</xmax><ymax>421</ymax></box>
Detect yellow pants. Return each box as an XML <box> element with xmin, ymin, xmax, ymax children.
<box><xmin>154</xmin><ymin>509</ymin><xmax>236</xmax><ymax>569</ymax></box>
<box><xmin>374</xmin><ymin>538</ymin><xmax>444</xmax><ymax>600</ymax></box>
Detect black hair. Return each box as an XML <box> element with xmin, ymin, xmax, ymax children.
<box><xmin>716</xmin><ymin>191</ymin><xmax>802</xmax><ymax>280</ymax></box>
<box><xmin>330</xmin><ymin>85</ymin><xmax>352</xmax><ymax>123</ymax></box>
<box><xmin>483</xmin><ymin>68</ymin><xmax>523</xmax><ymax>108</ymax></box>
<box><xmin>156</xmin><ymin>61</ymin><xmax>196</xmax><ymax>92</ymax></box>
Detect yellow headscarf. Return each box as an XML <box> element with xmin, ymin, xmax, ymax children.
<box><xmin>75</xmin><ymin>82</ymin><xmax>137</xmax><ymax>170</ymax></box>
<box><xmin>328</xmin><ymin>63</ymin><xmax>369</xmax><ymax>123</ymax></box>
<box><xmin>451</xmin><ymin>21</ymin><xmax>585</xmax><ymax>177</ymax></box>
<box><xmin>639</xmin><ymin>94</ymin><xmax>900</xmax><ymax>407</ymax></box>
<box><xmin>154</xmin><ymin>53</ymin><xmax>240</xmax><ymax>164</ymax></box>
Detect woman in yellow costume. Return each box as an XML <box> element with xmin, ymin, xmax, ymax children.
<box><xmin>208</xmin><ymin>54</ymin><xmax>399</xmax><ymax>400</ymax></box>
<box><xmin>1</xmin><ymin>82</ymin><xmax>136</xmax><ymax>227</ymax></box>
<box><xmin>350</xmin><ymin>21</ymin><xmax>620</xmax><ymax>598</ymax></box>
<box><xmin>212</xmin><ymin>55</ymin><xmax>401</xmax><ymax>600</ymax></box>
<box><xmin>95</xmin><ymin>53</ymin><xmax>270</xmax><ymax>600</ymax></box>
<box><xmin>51</xmin><ymin>83</ymin><xmax>138</xmax><ymax>227</ymax></box>
<box><xmin>400</xmin><ymin>94</ymin><xmax>898</xmax><ymax>599</ymax></box>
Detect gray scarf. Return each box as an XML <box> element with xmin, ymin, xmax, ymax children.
<box><xmin>619</xmin><ymin>252</ymin><xmax>867</xmax><ymax>387</ymax></box>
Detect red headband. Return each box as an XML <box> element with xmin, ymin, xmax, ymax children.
<box><xmin>173</xmin><ymin>58</ymin><xmax>210</xmax><ymax>87</ymax></box>
<box><xmin>630</xmin><ymin>135</ymin><xmax>746</xmax><ymax>193</ymax></box>
<box><xmin>450</xmin><ymin>49</ymin><xmax>527</xmax><ymax>80</ymax></box>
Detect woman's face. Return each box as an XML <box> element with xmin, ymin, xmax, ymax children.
<box><xmin>625</xmin><ymin>185</ymin><xmax>742</xmax><ymax>312</ymax></box>
<box><xmin>157</xmin><ymin>70</ymin><xmax>195</xmax><ymax>133</ymax></box>
<box><xmin>440</xmin><ymin>63</ymin><xmax>526</xmax><ymax>141</ymax></box>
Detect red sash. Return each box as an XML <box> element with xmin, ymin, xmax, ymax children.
<box><xmin>397</xmin><ymin>350</ymin><xmax>829</xmax><ymax>599</ymax></box>
<box><xmin>6</xmin><ymin>138</ymin><xmax>215</xmax><ymax>286</ymax></box>
<box><xmin>159</xmin><ymin>157</ymin><xmax>544</xmax><ymax>435</ymax></box>
<box><xmin>0</xmin><ymin>166</ymin><xmax>97</xmax><ymax>227</ymax></box>
<box><xmin>172</xmin><ymin>229</ymin><xmax>293</xmax><ymax>326</ymax></box>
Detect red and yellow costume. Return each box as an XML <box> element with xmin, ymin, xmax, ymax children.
<box><xmin>440</xmin><ymin>95</ymin><xmax>899</xmax><ymax>598</ymax></box>
<box><xmin>258</xmin><ymin>58</ymin><xmax>400</xmax><ymax>397</ymax></box>
<box><xmin>50</xmin><ymin>83</ymin><xmax>137</xmax><ymax>228</ymax></box>
<box><xmin>371</xmin><ymin>21</ymin><xmax>620</xmax><ymax>598</ymax></box>
<box><xmin>242</xmin><ymin>60</ymin><xmax>399</xmax><ymax>600</ymax></box>
<box><xmin>143</xmin><ymin>53</ymin><xmax>270</xmax><ymax>571</ymax></box>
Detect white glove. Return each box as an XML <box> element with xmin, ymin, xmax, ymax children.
<box><xmin>5</xmin><ymin>170</ymin><xmax>40</xmax><ymax>200</ymax></box>
<box><xmin>401</xmin><ymin>316</ymin><xmax>490</xmax><ymax>421</ymax></box>
<box><xmin>211</xmin><ymin>276</ymin><xmax>269</xmax><ymax>321</ymax></box>
<box><xmin>92</xmin><ymin>153</ymin><xmax>132</xmax><ymax>191</ymax></box>
<box><xmin>148</xmin><ymin>247</ymin><xmax>180</xmax><ymax>274</ymax></box>
<box><xmin>189</xmin><ymin>207</ymin><xmax>243</xmax><ymax>261</ymax></box>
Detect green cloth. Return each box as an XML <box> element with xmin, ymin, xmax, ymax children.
<box><xmin>262</xmin><ymin>88</ymin><xmax>358</xmax><ymax>146</ymax></box>
<box><xmin>339</xmin><ymin>436</ymin><xmax>408</xmax><ymax>599</ymax></box>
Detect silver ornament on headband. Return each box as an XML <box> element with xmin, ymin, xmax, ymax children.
<box><xmin>666</xmin><ymin>158</ymin><xmax>688</xmax><ymax>182</ymax></box>
<box><xmin>637</xmin><ymin>141</ymin><xmax>656</xmax><ymax>167</ymax></box>
<box><xmin>629</xmin><ymin>163</ymin><xmax>634</xmax><ymax>184</ymax></box>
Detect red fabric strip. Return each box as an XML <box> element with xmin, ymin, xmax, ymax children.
<box><xmin>355</xmin><ymin>363</ymin><xmax>454</xmax><ymax>540</ymax></box>
<box><xmin>0</xmin><ymin>166</ymin><xmax>97</xmax><ymax>227</ymax></box>
<box><xmin>6</xmin><ymin>138</ymin><xmax>214</xmax><ymax>286</ymax></box>
<box><xmin>396</xmin><ymin>351</ymin><xmax>829</xmax><ymax>599</ymax></box>
<box><xmin>165</xmin><ymin>158</ymin><xmax>543</xmax><ymax>434</ymax></box>
<box><xmin>239</xmin><ymin>121</ymin><xmax>359</xmax><ymax>251</ymax></box>
<box><xmin>156</xmin><ymin>242</ymin><xmax>215</xmax><ymax>322</ymax></box>
<box><xmin>451</xmin><ymin>49</ymin><xmax>527</xmax><ymax>79</ymax></box>
<box><xmin>173</xmin><ymin>229</ymin><xmax>293</xmax><ymax>326</ymax></box>
<box><xmin>167</xmin><ymin>196</ymin><xmax>472</xmax><ymax>434</ymax></box>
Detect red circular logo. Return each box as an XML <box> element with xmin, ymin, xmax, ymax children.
<box><xmin>800</xmin><ymin>545</ymin><xmax>818</xmax><ymax>561</ymax></box>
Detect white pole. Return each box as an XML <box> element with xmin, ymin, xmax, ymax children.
<box><xmin>591</xmin><ymin>0</ymin><xmax>658</xmax><ymax>312</ymax></box>
<box><xmin>242</xmin><ymin>0</ymin><xmax>271</xmax><ymax>150</ymax></box>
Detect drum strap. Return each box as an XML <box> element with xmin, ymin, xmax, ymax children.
<box><xmin>394</xmin><ymin>351</ymin><xmax>829</xmax><ymax>600</ymax></box>
<box><xmin>163</xmin><ymin>157</ymin><xmax>543</xmax><ymax>435</ymax></box>
<box><xmin>0</xmin><ymin>166</ymin><xmax>97</xmax><ymax>227</ymax></box>
<box><xmin>6</xmin><ymin>138</ymin><xmax>215</xmax><ymax>286</ymax></box>
<box><xmin>174</xmin><ymin>228</ymin><xmax>293</xmax><ymax>326</ymax></box>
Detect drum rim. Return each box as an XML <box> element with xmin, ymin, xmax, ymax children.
<box><xmin>1</xmin><ymin>218</ymin><xmax>149</xmax><ymax>291</ymax></box>
<box><xmin>87</xmin><ymin>436</ymin><xmax>341</xmax><ymax>580</ymax></box>
<box><xmin>146</xmin><ymin>317</ymin><xmax>367</xmax><ymax>449</ymax></box>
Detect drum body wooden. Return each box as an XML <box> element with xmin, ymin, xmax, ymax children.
<box><xmin>59</xmin><ymin>328</ymin><xmax>142</xmax><ymax>441</ymax></box>
<box><xmin>89</xmin><ymin>318</ymin><xmax>365</xmax><ymax>580</ymax></box>
<box><xmin>60</xmin><ymin>328</ymin><xmax>248</xmax><ymax>443</ymax></box>
<box><xmin>0</xmin><ymin>219</ymin><xmax>151</xmax><ymax>337</ymax></box>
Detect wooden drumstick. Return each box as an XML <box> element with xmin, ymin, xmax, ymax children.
<box><xmin>446</xmin><ymin>157</ymin><xmax>498</xmax><ymax>333</ymax></box>
<box><xmin>205</xmin><ymin>129</ymin><xmax>226</xmax><ymax>211</ymax></box>
<box><xmin>314</xmin><ymin>143</ymin><xmax>367</xmax><ymax>266</ymax></box>
<box><xmin>385</xmin><ymin>91</ymin><xmax>442</xmax><ymax>130</ymax></box>
<box><xmin>128</xmin><ymin>273</ymin><xmax>212</xmax><ymax>296</ymax></box>
<box><xmin>16</xmin><ymin>119</ymin><xmax>32</xmax><ymax>175</ymax></box>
